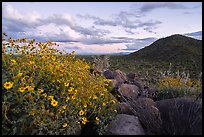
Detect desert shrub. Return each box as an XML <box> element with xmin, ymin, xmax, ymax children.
<box><xmin>91</xmin><ymin>55</ymin><xmax>110</xmax><ymax>72</ymax></box>
<box><xmin>156</xmin><ymin>75</ymin><xmax>202</xmax><ymax>100</ymax></box>
<box><xmin>2</xmin><ymin>33</ymin><xmax>118</xmax><ymax>135</ymax></box>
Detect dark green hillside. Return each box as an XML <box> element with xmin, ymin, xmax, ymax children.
<box><xmin>121</xmin><ymin>34</ymin><xmax>202</xmax><ymax>78</ymax></box>
<box><xmin>127</xmin><ymin>34</ymin><xmax>202</xmax><ymax>63</ymax></box>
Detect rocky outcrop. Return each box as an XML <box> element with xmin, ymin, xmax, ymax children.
<box><xmin>129</xmin><ymin>97</ymin><xmax>162</xmax><ymax>135</ymax></box>
<box><xmin>105</xmin><ymin>114</ymin><xmax>145</xmax><ymax>135</ymax></box>
<box><xmin>102</xmin><ymin>69</ymin><xmax>202</xmax><ymax>135</ymax></box>
<box><xmin>105</xmin><ymin>70</ymin><xmax>158</xmax><ymax>100</ymax></box>
<box><xmin>118</xmin><ymin>84</ymin><xmax>139</xmax><ymax>101</ymax></box>
<box><xmin>156</xmin><ymin>97</ymin><xmax>202</xmax><ymax>135</ymax></box>
<box><xmin>114</xmin><ymin>69</ymin><xmax>128</xmax><ymax>86</ymax></box>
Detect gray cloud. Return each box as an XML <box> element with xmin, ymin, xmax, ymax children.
<box><xmin>137</xmin><ymin>20</ymin><xmax>162</xmax><ymax>28</ymax></box>
<box><xmin>139</xmin><ymin>2</ymin><xmax>188</xmax><ymax>13</ymax></box>
<box><xmin>64</xmin><ymin>46</ymin><xmax>82</xmax><ymax>50</ymax></box>
<box><xmin>2</xmin><ymin>4</ymin><xmax>112</xmax><ymax>43</ymax></box>
<box><xmin>184</xmin><ymin>31</ymin><xmax>202</xmax><ymax>40</ymax></box>
<box><xmin>185</xmin><ymin>31</ymin><xmax>202</xmax><ymax>36</ymax></box>
<box><xmin>79</xmin><ymin>36</ymin><xmax>126</xmax><ymax>45</ymax></box>
<box><xmin>77</xmin><ymin>13</ymin><xmax>162</xmax><ymax>35</ymax></box>
<box><xmin>117</xmin><ymin>11</ymin><xmax>142</xmax><ymax>18</ymax></box>
<box><xmin>111</xmin><ymin>36</ymin><xmax>135</xmax><ymax>42</ymax></box>
<box><xmin>137</xmin><ymin>37</ymin><xmax>157</xmax><ymax>42</ymax></box>
<box><xmin>2</xmin><ymin>20</ymin><xmax>28</xmax><ymax>33</ymax></box>
<box><xmin>94</xmin><ymin>18</ymin><xmax>118</xmax><ymax>26</ymax></box>
<box><xmin>183</xmin><ymin>11</ymin><xmax>191</xmax><ymax>14</ymax></box>
<box><xmin>25</xmin><ymin>32</ymin><xmax>79</xmax><ymax>43</ymax></box>
<box><xmin>3</xmin><ymin>3</ymin><xmax>163</xmax><ymax>45</ymax></box>
<box><xmin>70</xmin><ymin>25</ymin><xmax>111</xmax><ymax>37</ymax></box>
<box><xmin>40</xmin><ymin>14</ymin><xmax>72</xmax><ymax>26</ymax></box>
<box><xmin>123</xmin><ymin>37</ymin><xmax>157</xmax><ymax>50</ymax></box>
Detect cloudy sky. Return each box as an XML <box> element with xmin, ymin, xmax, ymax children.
<box><xmin>2</xmin><ymin>2</ymin><xmax>202</xmax><ymax>55</ymax></box>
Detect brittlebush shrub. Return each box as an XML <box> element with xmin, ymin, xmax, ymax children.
<box><xmin>156</xmin><ymin>76</ymin><xmax>202</xmax><ymax>100</ymax></box>
<box><xmin>2</xmin><ymin>34</ymin><xmax>118</xmax><ymax>135</ymax></box>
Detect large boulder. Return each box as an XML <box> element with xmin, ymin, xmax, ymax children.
<box><xmin>118</xmin><ymin>84</ymin><xmax>139</xmax><ymax>101</ymax></box>
<box><xmin>126</xmin><ymin>72</ymin><xmax>143</xmax><ymax>82</ymax></box>
<box><xmin>131</xmin><ymin>80</ymin><xmax>145</xmax><ymax>95</ymax></box>
<box><xmin>156</xmin><ymin>97</ymin><xmax>202</xmax><ymax>135</ymax></box>
<box><xmin>114</xmin><ymin>69</ymin><xmax>128</xmax><ymax>85</ymax></box>
<box><xmin>126</xmin><ymin>72</ymin><xmax>137</xmax><ymax>82</ymax></box>
<box><xmin>129</xmin><ymin>97</ymin><xmax>162</xmax><ymax>135</ymax></box>
<box><xmin>116</xmin><ymin>102</ymin><xmax>133</xmax><ymax>115</ymax></box>
<box><xmin>105</xmin><ymin>114</ymin><xmax>145</xmax><ymax>135</ymax></box>
<box><xmin>103</xmin><ymin>70</ymin><xmax>116</xmax><ymax>79</ymax></box>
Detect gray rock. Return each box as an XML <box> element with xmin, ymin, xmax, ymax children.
<box><xmin>103</xmin><ymin>70</ymin><xmax>116</xmax><ymax>79</ymax></box>
<box><xmin>116</xmin><ymin>102</ymin><xmax>134</xmax><ymax>115</ymax></box>
<box><xmin>118</xmin><ymin>84</ymin><xmax>139</xmax><ymax>101</ymax></box>
<box><xmin>114</xmin><ymin>69</ymin><xmax>128</xmax><ymax>85</ymax></box>
<box><xmin>126</xmin><ymin>72</ymin><xmax>137</xmax><ymax>81</ymax></box>
<box><xmin>105</xmin><ymin>114</ymin><xmax>145</xmax><ymax>135</ymax></box>
<box><xmin>156</xmin><ymin>97</ymin><xmax>202</xmax><ymax>135</ymax></box>
<box><xmin>129</xmin><ymin>97</ymin><xmax>162</xmax><ymax>135</ymax></box>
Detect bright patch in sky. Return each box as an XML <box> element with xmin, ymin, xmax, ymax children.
<box><xmin>2</xmin><ymin>2</ymin><xmax>202</xmax><ymax>55</ymax></box>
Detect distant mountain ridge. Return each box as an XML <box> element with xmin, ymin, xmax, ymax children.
<box><xmin>127</xmin><ymin>34</ymin><xmax>202</xmax><ymax>64</ymax></box>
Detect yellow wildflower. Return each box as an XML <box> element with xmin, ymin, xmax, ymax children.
<box><xmin>25</xmin><ymin>85</ymin><xmax>34</xmax><ymax>91</ymax></box>
<box><xmin>112</xmin><ymin>100</ymin><xmax>116</xmax><ymax>104</ymax></box>
<box><xmin>72</xmin><ymin>96</ymin><xmax>75</xmax><ymax>100</ymax></box>
<box><xmin>83</xmin><ymin>104</ymin><xmax>87</xmax><ymax>108</ymax></box>
<box><xmin>68</xmin><ymin>87</ymin><xmax>74</xmax><ymax>93</ymax></box>
<box><xmin>64</xmin><ymin>82</ymin><xmax>69</xmax><ymax>87</ymax></box>
<box><xmin>62</xmin><ymin>123</ymin><xmax>68</xmax><ymax>128</ymax></box>
<box><xmin>66</xmin><ymin>96</ymin><xmax>70</xmax><ymax>102</ymax></box>
<box><xmin>186</xmin><ymin>80</ymin><xmax>193</xmax><ymax>87</ymax></box>
<box><xmin>52</xmin><ymin>56</ymin><xmax>56</xmax><ymax>61</ymax></box>
<box><xmin>78</xmin><ymin>78</ymin><xmax>82</xmax><ymax>82</ymax></box>
<box><xmin>42</xmin><ymin>93</ymin><xmax>47</xmax><ymax>98</ymax></box>
<box><xmin>4</xmin><ymin>82</ymin><xmax>14</xmax><ymax>90</ymax></box>
<box><xmin>93</xmin><ymin>95</ymin><xmax>97</xmax><ymax>99</ymax></box>
<box><xmin>17</xmin><ymin>72</ymin><xmax>23</xmax><ymax>77</ymax></box>
<box><xmin>11</xmin><ymin>59</ymin><xmax>16</xmax><ymax>64</ymax></box>
<box><xmin>60</xmin><ymin>109</ymin><xmax>65</xmax><ymax>113</ymax></box>
<box><xmin>38</xmin><ymin>88</ymin><xmax>44</xmax><ymax>94</ymax></box>
<box><xmin>95</xmin><ymin>117</ymin><xmax>100</xmax><ymax>124</ymax></box>
<box><xmin>62</xmin><ymin>105</ymin><xmax>67</xmax><ymax>110</ymax></box>
<box><xmin>79</xmin><ymin>110</ymin><xmax>85</xmax><ymax>116</ymax></box>
<box><xmin>107</xmin><ymin>79</ymin><xmax>112</xmax><ymax>83</ymax></box>
<box><xmin>48</xmin><ymin>95</ymin><xmax>54</xmax><ymax>100</ymax></box>
<box><xmin>82</xmin><ymin>117</ymin><xmax>88</xmax><ymax>125</ymax></box>
<box><xmin>30</xmin><ymin>61</ymin><xmax>35</xmax><ymax>65</ymax></box>
<box><xmin>19</xmin><ymin>87</ymin><xmax>25</xmax><ymax>93</ymax></box>
<box><xmin>51</xmin><ymin>99</ymin><xmax>58</xmax><ymax>107</ymax></box>
<box><xmin>95</xmin><ymin>117</ymin><xmax>100</xmax><ymax>121</ymax></box>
